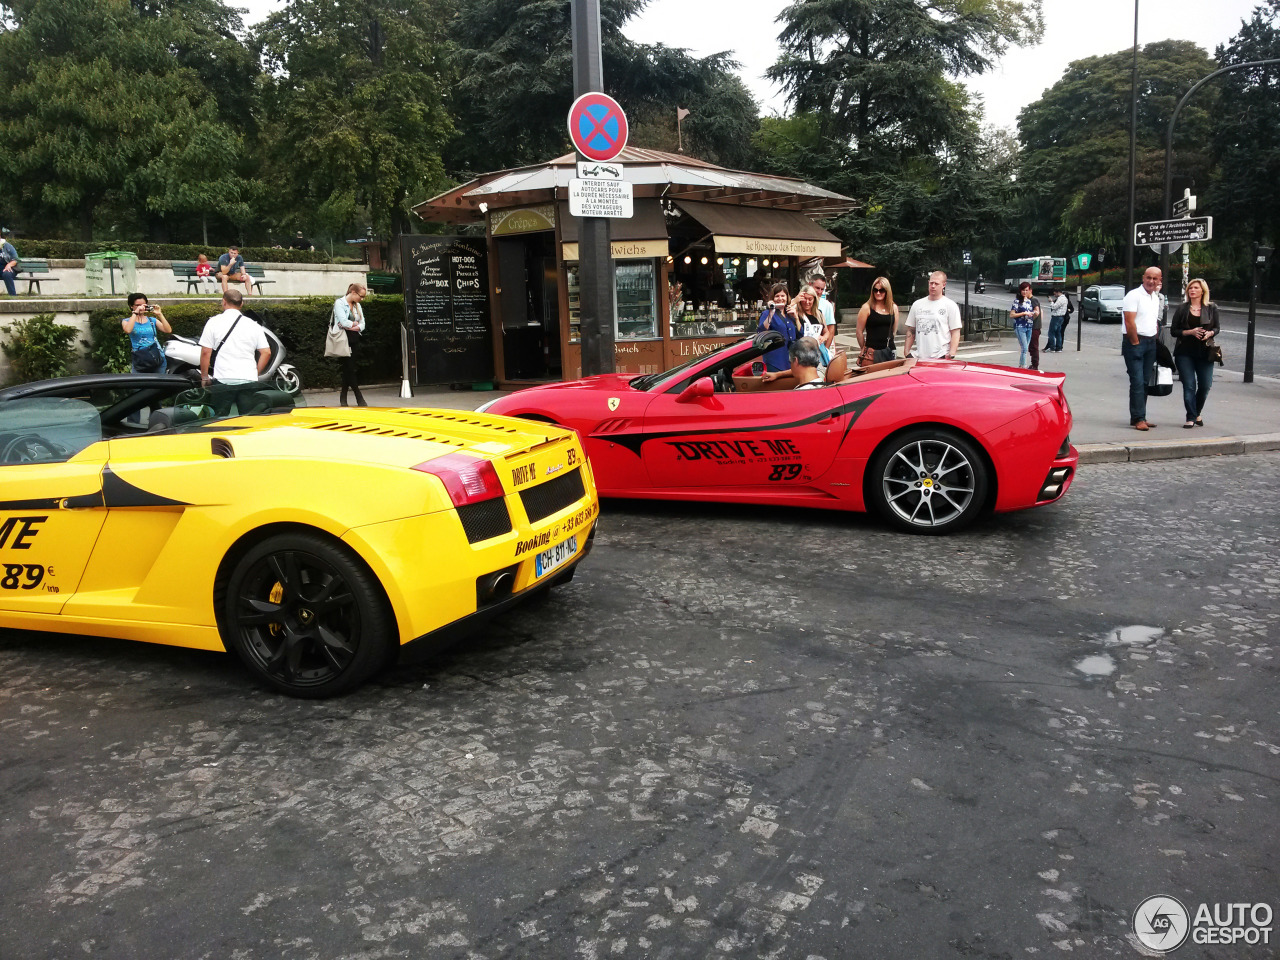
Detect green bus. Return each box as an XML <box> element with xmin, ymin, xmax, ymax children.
<box><xmin>1003</xmin><ymin>256</ymin><xmax>1067</xmax><ymax>292</ymax></box>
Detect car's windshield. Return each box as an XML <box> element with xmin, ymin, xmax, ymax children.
<box><xmin>629</xmin><ymin>338</ymin><xmax>754</xmax><ymax>392</ymax></box>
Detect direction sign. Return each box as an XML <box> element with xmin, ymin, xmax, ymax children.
<box><xmin>567</xmin><ymin>93</ymin><xmax>629</xmax><ymax>163</ymax></box>
<box><xmin>962</xmin><ymin>250</ymin><xmax>972</xmax><ymax>265</ymax></box>
<box><xmin>1134</xmin><ymin>216</ymin><xmax>1212</xmax><ymax>246</ymax></box>
<box><xmin>569</xmin><ymin>177</ymin><xmax>634</xmax><ymax>219</ymax></box>
<box><xmin>1075</xmin><ymin>253</ymin><xmax>1092</xmax><ymax>270</ymax></box>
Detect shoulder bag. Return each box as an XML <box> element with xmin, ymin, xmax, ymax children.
<box><xmin>324</xmin><ymin>306</ymin><xmax>352</xmax><ymax>359</ymax></box>
<box><xmin>209</xmin><ymin>313</ymin><xmax>244</xmax><ymax>376</ymax></box>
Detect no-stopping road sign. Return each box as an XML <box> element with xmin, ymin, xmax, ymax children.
<box><xmin>568</xmin><ymin>92</ymin><xmax>629</xmax><ymax>163</ymax></box>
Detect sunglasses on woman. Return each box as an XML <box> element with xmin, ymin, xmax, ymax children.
<box><xmin>873</xmin><ymin>287</ymin><xmax>885</xmax><ymax>294</ymax></box>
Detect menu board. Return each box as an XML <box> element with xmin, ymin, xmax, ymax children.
<box><xmin>400</xmin><ymin>236</ymin><xmax>494</xmax><ymax>384</ymax></box>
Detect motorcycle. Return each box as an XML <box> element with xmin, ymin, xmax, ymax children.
<box><xmin>163</xmin><ymin>311</ymin><xmax>302</xmax><ymax>395</ymax></box>
<box><xmin>974</xmin><ymin>275</ymin><xmax>986</xmax><ymax>294</ymax></box>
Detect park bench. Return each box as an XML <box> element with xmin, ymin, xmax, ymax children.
<box><xmin>14</xmin><ymin>258</ymin><xmax>60</xmax><ymax>294</ymax></box>
<box><xmin>366</xmin><ymin>271</ymin><xmax>401</xmax><ymax>294</ymax></box>
<box><xmin>172</xmin><ymin>262</ymin><xmax>275</xmax><ymax>295</ymax></box>
<box><xmin>172</xmin><ymin>261</ymin><xmax>218</xmax><ymax>294</ymax></box>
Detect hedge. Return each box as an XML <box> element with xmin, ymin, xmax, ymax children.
<box><xmin>87</xmin><ymin>296</ymin><xmax>406</xmax><ymax>389</ymax></box>
<box><xmin>17</xmin><ymin>240</ymin><xmax>333</xmax><ymax>264</ymax></box>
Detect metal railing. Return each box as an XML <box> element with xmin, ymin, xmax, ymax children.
<box><xmin>962</xmin><ymin>304</ymin><xmax>1012</xmax><ymax>340</ymax></box>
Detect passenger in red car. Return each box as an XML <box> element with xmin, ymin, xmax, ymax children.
<box><xmin>789</xmin><ymin>337</ymin><xmax>825</xmax><ymax>390</ymax></box>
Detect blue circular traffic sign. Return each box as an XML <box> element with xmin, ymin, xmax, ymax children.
<box><xmin>567</xmin><ymin>92</ymin><xmax>628</xmax><ymax>163</ymax></box>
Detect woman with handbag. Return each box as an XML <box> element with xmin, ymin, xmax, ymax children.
<box><xmin>329</xmin><ymin>283</ymin><xmax>367</xmax><ymax>406</ymax></box>
<box><xmin>122</xmin><ymin>293</ymin><xmax>171</xmax><ymax>373</ymax></box>
<box><xmin>1170</xmin><ymin>277</ymin><xmax>1220</xmax><ymax>428</ymax></box>
<box><xmin>855</xmin><ymin>276</ymin><xmax>898</xmax><ymax>366</ymax></box>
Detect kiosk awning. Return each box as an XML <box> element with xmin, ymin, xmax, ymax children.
<box><xmin>558</xmin><ymin>199</ymin><xmax>669</xmax><ymax>260</ymax></box>
<box><xmin>673</xmin><ymin>199</ymin><xmax>843</xmax><ymax>259</ymax></box>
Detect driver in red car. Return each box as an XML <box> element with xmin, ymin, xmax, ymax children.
<box><xmin>761</xmin><ymin>337</ymin><xmax>825</xmax><ymax>390</ymax></box>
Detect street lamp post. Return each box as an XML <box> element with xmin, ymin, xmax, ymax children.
<box><xmin>1125</xmin><ymin>0</ymin><xmax>1139</xmax><ymax>294</ymax></box>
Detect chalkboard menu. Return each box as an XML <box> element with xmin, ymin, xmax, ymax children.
<box><xmin>400</xmin><ymin>236</ymin><xmax>494</xmax><ymax>384</ymax></box>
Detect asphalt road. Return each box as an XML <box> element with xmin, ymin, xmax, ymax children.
<box><xmin>2</xmin><ymin>454</ymin><xmax>1279</xmax><ymax>958</ymax></box>
<box><xmin>959</xmin><ymin>283</ymin><xmax>1280</xmax><ymax>381</ymax></box>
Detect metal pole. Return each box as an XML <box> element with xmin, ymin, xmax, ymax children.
<box><xmin>1125</xmin><ymin>0</ymin><xmax>1139</xmax><ymax>293</ymax></box>
<box><xmin>963</xmin><ymin>263</ymin><xmax>970</xmax><ymax>338</ymax></box>
<box><xmin>1076</xmin><ymin>265</ymin><xmax>1083</xmax><ymax>351</ymax></box>
<box><xmin>571</xmin><ymin>0</ymin><xmax>615</xmax><ymax>377</ymax></box>
<box><xmin>1245</xmin><ymin>242</ymin><xmax>1260</xmax><ymax>384</ymax></box>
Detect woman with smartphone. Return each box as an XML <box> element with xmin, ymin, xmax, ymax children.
<box><xmin>756</xmin><ymin>282</ymin><xmax>798</xmax><ymax>373</ymax></box>
<box><xmin>122</xmin><ymin>293</ymin><xmax>171</xmax><ymax>373</ymax></box>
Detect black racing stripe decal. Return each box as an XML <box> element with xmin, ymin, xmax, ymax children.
<box><xmin>100</xmin><ymin>466</ymin><xmax>190</xmax><ymax>507</ymax></box>
<box><xmin>596</xmin><ymin>394</ymin><xmax>883</xmax><ymax>456</ymax></box>
<box><xmin>0</xmin><ymin>466</ymin><xmax>190</xmax><ymax>511</ymax></box>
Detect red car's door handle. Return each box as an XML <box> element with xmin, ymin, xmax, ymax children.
<box><xmin>816</xmin><ymin>411</ymin><xmax>840</xmax><ymax>423</ymax></box>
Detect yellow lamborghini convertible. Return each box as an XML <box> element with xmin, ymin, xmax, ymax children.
<box><xmin>0</xmin><ymin>374</ymin><xmax>598</xmax><ymax>697</ymax></box>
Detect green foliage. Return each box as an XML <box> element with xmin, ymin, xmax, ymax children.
<box><xmin>255</xmin><ymin>0</ymin><xmax>455</xmax><ymax>240</ymax></box>
<box><xmin>86</xmin><ymin>297</ymin><xmax>407</xmax><ymax>388</ymax></box>
<box><xmin>13</xmin><ymin>240</ymin><xmax>332</xmax><ymax>263</ymax></box>
<box><xmin>1015</xmin><ymin>40</ymin><xmax>1218</xmax><ymax>255</ymax></box>
<box><xmin>1209</xmin><ymin>3</ymin><xmax>1280</xmax><ymax>290</ymax></box>
<box><xmin>1</xmin><ymin>314</ymin><xmax>80</xmax><ymax>384</ymax></box>
<box><xmin>768</xmin><ymin>0</ymin><xmax>1042</xmax><ymax>151</ymax></box>
<box><xmin>446</xmin><ymin>0</ymin><xmax>759</xmax><ymax>173</ymax></box>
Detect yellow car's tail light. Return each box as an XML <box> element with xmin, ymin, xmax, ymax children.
<box><xmin>413</xmin><ymin>453</ymin><xmax>504</xmax><ymax>506</ymax></box>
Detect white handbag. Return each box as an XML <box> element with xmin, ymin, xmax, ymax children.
<box><xmin>324</xmin><ymin>310</ymin><xmax>351</xmax><ymax>359</ymax></box>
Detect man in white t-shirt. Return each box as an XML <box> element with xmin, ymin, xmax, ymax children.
<box><xmin>199</xmin><ymin>290</ymin><xmax>270</xmax><ymax>385</ymax></box>
<box><xmin>1121</xmin><ymin>266</ymin><xmax>1163</xmax><ymax>431</ymax></box>
<box><xmin>903</xmin><ymin>271</ymin><xmax>962</xmax><ymax>360</ymax></box>
<box><xmin>810</xmin><ymin>273</ymin><xmax>837</xmax><ymax>337</ymax></box>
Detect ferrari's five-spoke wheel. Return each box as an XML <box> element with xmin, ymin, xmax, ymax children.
<box><xmin>868</xmin><ymin>428</ymin><xmax>989</xmax><ymax>534</ymax></box>
<box><xmin>224</xmin><ymin>532</ymin><xmax>393</xmax><ymax>697</ymax></box>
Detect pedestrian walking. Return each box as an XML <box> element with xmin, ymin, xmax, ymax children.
<box><xmin>1047</xmin><ymin>289</ymin><xmax>1069</xmax><ymax>352</ymax></box>
<box><xmin>1121</xmin><ymin>267</ymin><xmax>1164</xmax><ymax>431</ymax></box>
<box><xmin>1170</xmin><ymin>278</ymin><xmax>1220</xmax><ymax>429</ymax></box>
<box><xmin>1010</xmin><ymin>282</ymin><xmax>1036</xmax><ymax>368</ymax></box>
<box><xmin>332</xmin><ymin>283</ymin><xmax>368</xmax><ymax>406</ymax></box>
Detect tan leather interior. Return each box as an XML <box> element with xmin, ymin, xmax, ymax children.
<box><xmin>731</xmin><ymin>357</ymin><xmax>915</xmax><ymax>392</ymax></box>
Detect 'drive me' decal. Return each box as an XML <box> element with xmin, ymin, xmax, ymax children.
<box><xmin>667</xmin><ymin>437</ymin><xmax>801</xmax><ymax>463</ymax></box>
<box><xmin>593</xmin><ymin>395</ymin><xmax>882</xmax><ymax>456</ymax></box>
<box><xmin>0</xmin><ymin>515</ymin><xmax>47</xmax><ymax>549</ymax></box>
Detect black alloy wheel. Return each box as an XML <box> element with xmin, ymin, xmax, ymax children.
<box><xmin>223</xmin><ymin>532</ymin><xmax>394</xmax><ymax>697</ymax></box>
<box><xmin>867</xmin><ymin>428</ymin><xmax>989</xmax><ymax>534</ymax></box>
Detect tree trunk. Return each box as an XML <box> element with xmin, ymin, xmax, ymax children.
<box><xmin>79</xmin><ymin>203</ymin><xmax>95</xmax><ymax>241</ymax></box>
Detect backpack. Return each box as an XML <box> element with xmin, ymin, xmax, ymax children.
<box><xmin>1066</xmin><ymin>295</ymin><xmax>1075</xmax><ymax>315</ymax></box>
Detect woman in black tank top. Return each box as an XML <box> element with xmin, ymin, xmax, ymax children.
<box><xmin>857</xmin><ymin>276</ymin><xmax>899</xmax><ymax>365</ymax></box>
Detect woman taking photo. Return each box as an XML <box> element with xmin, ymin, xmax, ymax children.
<box><xmin>1170</xmin><ymin>277</ymin><xmax>1220</xmax><ymax>428</ymax></box>
<box><xmin>122</xmin><ymin>293</ymin><xmax>171</xmax><ymax>373</ymax></box>
<box><xmin>756</xmin><ymin>282</ymin><xmax>799</xmax><ymax>373</ymax></box>
<box><xmin>856</xmin><ymin>277</ymin><xmax>898</xmax><ymax>365</ymax></box>
<box><xmin>332</xmin><ymin>283</ymin><xmax>368</xmax><ymax>406</ymax></box>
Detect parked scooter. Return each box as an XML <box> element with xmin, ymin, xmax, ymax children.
<box><xmin>974</xmin><ymin>274</ymin><xmax>986</xmax><ymax>294</ymax></box>
<box><xmin>163</xmin><ymin>310</ymin><xmax>301</xmax><ymax>395</ymax></box>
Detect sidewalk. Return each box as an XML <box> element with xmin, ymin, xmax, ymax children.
<box><xmin>303</xmin><ymin>333</ymin><xmax>1280</xmax><ymax>467</ymax></box>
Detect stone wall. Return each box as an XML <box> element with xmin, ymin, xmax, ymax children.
<box><xmin>12</xmin><ymin>260</ymin><xmax>367</xmax><ymax>299</ymax></box>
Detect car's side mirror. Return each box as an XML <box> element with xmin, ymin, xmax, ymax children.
<box><xmin>675</xmin><ymin>377</ymin><xmax>715</xmax><ymax>404</ymax></box>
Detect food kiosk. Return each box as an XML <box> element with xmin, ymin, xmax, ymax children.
<box><xmin>412</xmin><ymin>147</ymin><xmax>856</xmax><ymax>387</ymax></box>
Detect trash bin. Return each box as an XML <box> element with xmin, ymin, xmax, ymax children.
<box><xmin>84</xmin><ymin>251</ymin><xmax>138</xmax><ymax>297</ymax></box>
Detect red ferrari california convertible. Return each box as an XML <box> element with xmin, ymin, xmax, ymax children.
<box><xmin>479</xmin><ymin>332</ymin><xmax>1077</xmax><ymax>533</ymax></box>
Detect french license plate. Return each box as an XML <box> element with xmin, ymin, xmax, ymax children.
<box><xmin>535</xmin><ymin>535</ymin><xmax>578</xmax><ymax>578</ymax></box>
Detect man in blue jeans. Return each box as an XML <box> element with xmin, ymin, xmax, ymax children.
<box><xmin>1121</xmin><ymin>267</ymin><xmax>1163</xmax><ymax>431</ymax></box>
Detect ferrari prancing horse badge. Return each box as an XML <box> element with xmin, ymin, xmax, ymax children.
<box><xmin>607</xmin><ymin>397</ymin><xmax>620</xmax><ymax>412</ymax></box>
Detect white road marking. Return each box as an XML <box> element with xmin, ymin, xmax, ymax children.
<box><xmin>1219</xmin><ymin>328</ymin><xmax>1280</xmax><ymax>340</ymax></box>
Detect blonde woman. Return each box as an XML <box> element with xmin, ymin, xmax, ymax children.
<box><xmin>333</xmin><ymin>283</ymin><xmax>368</xmax><ymax>406</ymax></box>
<box><xmin>1169</xmin><ymin>277</ymin><xmax>1220</xmax><ymax>428</ymax></box>
<box><xmin>856</xmin><ymin>276</ymin><xmax>898</xmax><ymax>365</ymax></box>
<box><xmin>788</xmin><ymin>284</ymin><xmax>831</xmax><ymax>366</ymax></box>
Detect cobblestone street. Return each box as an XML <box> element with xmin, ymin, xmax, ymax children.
<box><xmin>3</xmin><ymin>454</ymin><xmax>1278</xmax><ymax>958</ymax></box>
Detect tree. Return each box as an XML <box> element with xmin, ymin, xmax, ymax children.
<box><xmin>1208</xmin><ymin>4</ymin><xmax>1280</xmax><ymax>251</ymax></box>
<box><xmin>254</xmin><ymin>0</ymin><xmax>455</xmax><ymax>240</ymax></box>
<box><xmin>0</xmin><ymin>0</ymin><xmax>254</xmax><ymax>241</ymax></box>
<box><xmin>1015</xmin><ymin>40</ymin><xmax>1218</xmax><ymax>255</ymax></box>
<box><xmin>768</xmin><ymin>0</ymin><xmax>1042</xmax><ymax>155</ymax></box>
<box><xmin>445</xmin><ymin>0</ymin><xmax>759</xmax><ymax>175</ymax></box>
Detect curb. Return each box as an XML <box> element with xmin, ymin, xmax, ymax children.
<box><xmin>1077</xmin><ymin>432</ymin><xmax>1280</xmax><ymax>464</ymax></box>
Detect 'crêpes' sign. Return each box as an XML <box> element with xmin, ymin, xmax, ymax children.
<box><xmin>400</xmin><ymin>236</ymin><xmax>493</xmax><ymax>385</ymax></box>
